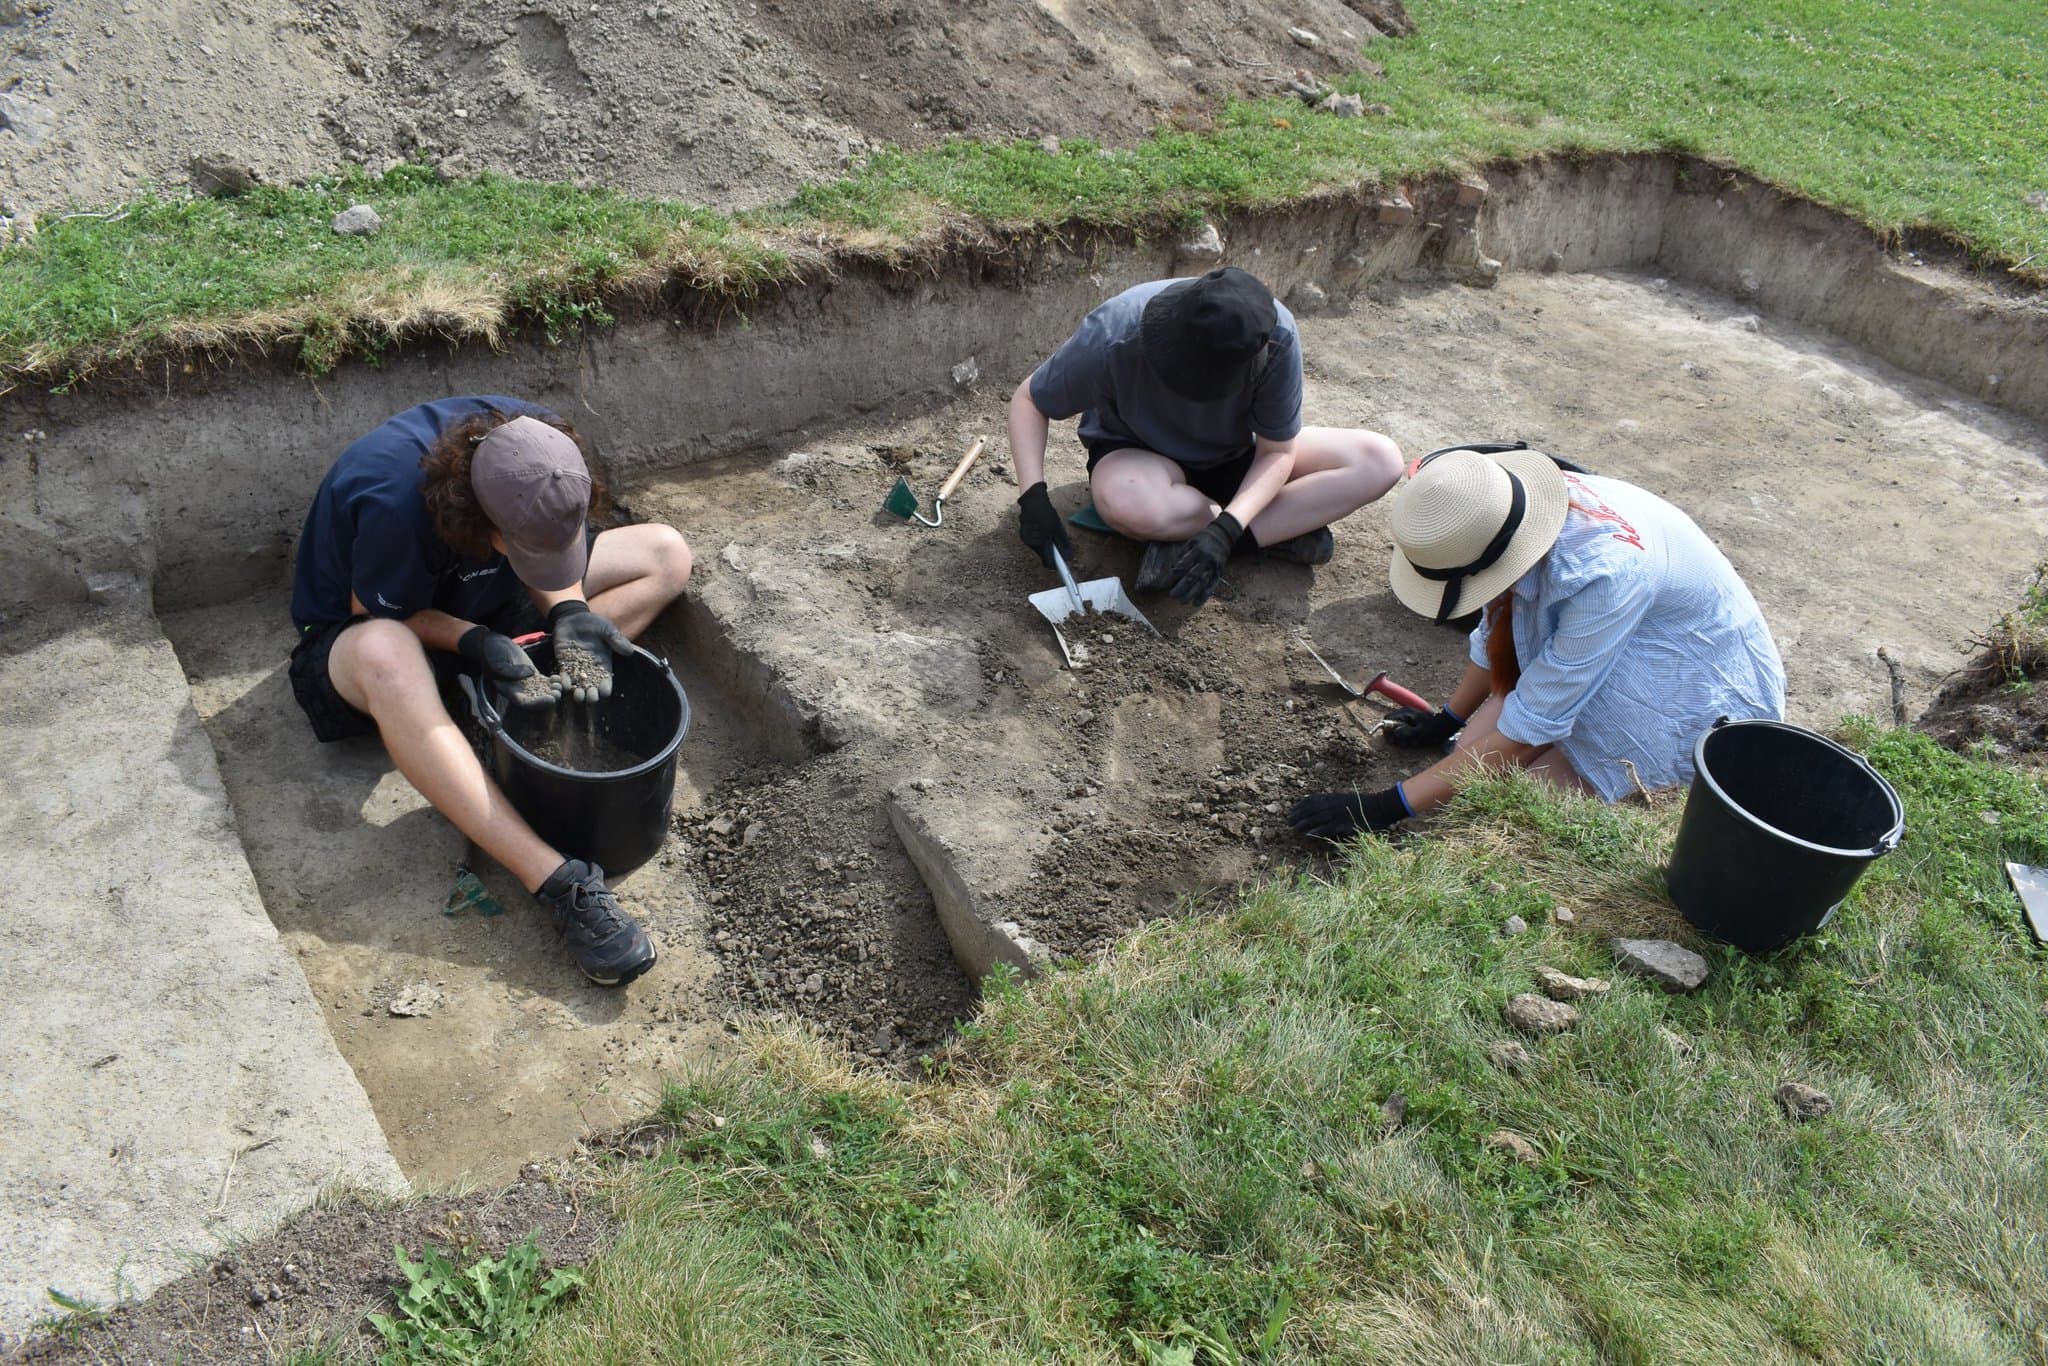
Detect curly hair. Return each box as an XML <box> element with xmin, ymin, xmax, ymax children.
<box><xmin>418</xmin><ymin>407</ymin><xmax>611</xmax><ymax>561</ymax></box>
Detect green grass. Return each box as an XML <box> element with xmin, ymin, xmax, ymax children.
<box><xmin>2</xmin><ymin>0</ymin><xmax>2042</xmax><ymax>386</ymax></box>
<box><xmin>527</xmin><ymin>727</ymin><xmax>2048</xmax><ymax>1362</ymax></box>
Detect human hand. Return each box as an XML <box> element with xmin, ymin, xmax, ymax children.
<box><xmin>1383</xmin><ymin>705</ymin><xmax>1464</xmax><ymax>749</ymax></box>
<box><xmin>548</xmin><ymin>600</ymin><xmax>632</xmax><ymax>704</ymax></box>
<box><xmin>1016</xmin><ymin>481</ymin><xmax>1074</xmax><ymax>569</ymax></box>
<box><xmin>1286</xmin><ymin>787</ymin><xmax>1411</xmax><ymax>840</ymax></box>
<box><xmin>1165</xmin><ymin>511</ymin><xmax>1242</xmax><ymax>606</ymax></box>
<box><xmin>458</xmin><ymin>626</ymin><xmax>561</xmax><ymax>710</ymax></box>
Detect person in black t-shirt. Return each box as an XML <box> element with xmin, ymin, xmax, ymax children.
<box><xmin>288</xmin><ymin>396</ymin><xmax>692</xmax><ymax>987</ymax></box>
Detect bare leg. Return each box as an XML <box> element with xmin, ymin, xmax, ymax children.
<box><xmin>1089</xmin><ymin>448</ymin><xmax>1215</xmax><ymax>542</ymax></box>
<box><xmin>327</xmin><ymin>619</ymin><xmax>563</xmax><ymax>891</ymax></box>
<box><xmin>1243</xmin><ymin>427</ymin><xmax>1403</xmax><ymax>546</ymax></box>
<box><xmin>579</xmin><ymin>523</ymin><xmax>694</xmax><ymax>638</ymax></box>
<box><xmin>1089</xmin><ymin>431</ymin><xmax>1402</xmax><ymax>547</ymax></box>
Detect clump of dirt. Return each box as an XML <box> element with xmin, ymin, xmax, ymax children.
<box><xmin>553</xmin><ymin>639</ymin><xmax>610</xmax><ymax>697</ymax></box>
<box><xmin>0</xmin><ymin>0</ymin><xmax>1410</xmax><ymax>215</ymax></box>
<box><xmin>679</xmin><ymin>751</ymin><xmax>976</xmax><ymax>1065</ymax></box>
<box><xmin>1919</xmin><ymin>626</ymin><xmax>2048</xmax><ymax>759</ymax></box>
<box><xmin>4</xmin><ymin>1173</ymin><xmax>609</xmax><ymax>1365</ymax></box>
<box><xmin>982</xmin><ymin>623</ymin><xmax>1402</xmax><ymax>956</ymax></box>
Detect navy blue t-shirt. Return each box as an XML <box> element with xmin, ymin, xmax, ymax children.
<box><xmin>290</xmin><ymin>396</ymin><xmax>557</xmax><ymax>632</ymax></box>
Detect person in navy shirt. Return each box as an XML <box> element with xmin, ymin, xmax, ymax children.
<box><xmin>288</xmin><ymin>396</ymin><xmax>693</xmax><ymax>986</ymax></box>
<box><xmin>1008</xmin><ymin>268</ymin><xmax>1403</xmax><ymax>606</ymax></box>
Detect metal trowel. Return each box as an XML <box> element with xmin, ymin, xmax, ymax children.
<box><xmin>2004</xmin><ymin>862</ymin><xmax>2048</xmax><ymax>944</ymax></box>
<box><xmin>1029</xmin><ymin>546</ymin><xmax>1157</xmax><ymax>667</ymax></box>
<box><xmin>882</xmin><ymin>436</ymin><xmax>986</xmax><ymax>527</ymax></box>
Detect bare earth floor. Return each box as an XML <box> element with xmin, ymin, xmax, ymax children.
<box><xmin>162</xmin><ymin>268</ymin><xmax>2048</xmax><ymax>1189</ymax></box>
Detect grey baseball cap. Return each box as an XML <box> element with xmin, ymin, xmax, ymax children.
<box><xmin>471</xmin><ymin>415</ymin><xmax>592</xmax><ymax>592</ymax></box>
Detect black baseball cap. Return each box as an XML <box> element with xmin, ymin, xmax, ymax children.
<box><xmin>1139</xmin><ymin>267</ymin><xmax>1278</xmax><ymax>401</ymax></box>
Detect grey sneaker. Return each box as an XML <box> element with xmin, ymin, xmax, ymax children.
<box><xmin>535</xmin><ymin>859</ymin><xmax>657</xmax><ymax>986</ymax></box>
<box><xmin>1260</xmin><ymin>526</ymin><xmax>1335</xmax><ymax>566</ymax></box>
<box><xmin>1134</xmin><ymin>539</ymin><xmax>1186</xmax><ymax>592</ymax></box>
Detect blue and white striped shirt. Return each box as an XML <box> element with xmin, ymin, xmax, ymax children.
<box><xmin>1469</xmin><ymin>474</ymin><xmax>1786</xmax><ymax>801</ymax></box>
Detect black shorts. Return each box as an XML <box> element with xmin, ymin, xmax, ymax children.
<box><xmin>288</xmin><ymin>594</ymin><xmax>547</xmax><ymax>744</ymax></box>
<box><xmin>1083</xmin><ymin>438</ymin><xmax>1256</xmax><ymax>506</ymax></box>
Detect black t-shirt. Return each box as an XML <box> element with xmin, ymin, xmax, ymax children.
<box><xmin>290</xmin><ymin>396</ymin><xmax>556</xmax><ymax>632</ymax></box>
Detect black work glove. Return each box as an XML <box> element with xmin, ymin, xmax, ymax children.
<box><xmin>1288</xmin><ymin>787</ymin><xmax>1411</xmax><ymax>840</ymax></box>
<box><xmin>1166</xmin><ymin>511</ymin><xmax>1242</xmax><ymax>606</ymax></box>
<box><xmin>1384</xmin><ymin>705</ymin><xmax>1465</xmax><ymax>749</ymax></box>
<box><xmin>1017</xmin><ymin>481</ymin><xmax>1074</xmax><ymax>569</ymax></box>
<box><xmin>548</xmin><ymin>599</ymin><xmax>632</xmax><ymax>704</ymax></box>
<box><xmin>458</xmin><ymin>626</ymin><xmax>560</xmax><ymax>709</ymax></box>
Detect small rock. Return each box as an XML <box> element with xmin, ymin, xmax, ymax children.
<box><xmin>1503</xmin><ymin>993</ymin><xmax>1578</xmax><ymax>1035</ymax></box>
<box><xmin>0</xmin><ymin>92</ymin><xmax>49</xmax><ymax>145</ymax></box>
<box><xmin>387</xmin><ymin>983</ymin><xmax>443</xmax><ymax>1017</ymax></box>
<box><xmin>1540</xmin><ymin>249</ymin><xmax>1565</xmax><ymax>274</ymax></box>
<box><xmin>1072</xmin><ymin>708</ymin><xmax>1096</xmax><ymax>727</ymax></box>
<box><xmin>1533</xmin><ymin>966</ymin><xmax>1609</xmax><ymax>1001</ymax></box>
<box><xmin>1737</xmin><ymin>268</ymin><xmax>1762</xmax><ymax>296</ymax></box>
<box><xmin>1288</xmin><ymin>25</ymin><xmax>1322</xmax><ymax>49</ymax></box>
<box><xmin>189</xmin><ymin>154</ymin><xmax>259</xmax><ymax>197</ymax></box>
<box><xmin>1455</xmin><ymin>179</ymin><xmax>1489</xmax><ymax>208</ymax></box>
<box><xmin>742</xmin><ymin>821</ymin><xmax>765</xmax><ymax>847</ymax></box>
<box><xmin>2025</xmin><ymin>190</ymin><xmax>2048</xmax><ymax>214</ymax></box>
<box><xmin>1177</xmin><ymin>220</ymin><xmax>1224</xmax><ymax>264</ymax></box>
<box><xmin>708</xmin><ymin>814</ymin><xmax>736</xmax><ymax>837</ymax></box>
<box><xmin>1379</xmin><ymin>1091</ymin><xmax>1407</xmax><ymax>1133</ymax></box>
<box><xmin>1166</xmin><ymin>54</ymin><xmax>1196</xmax><ymax>71</ymax></box>
<box><xmin>1037</xmin><ymin>134</ymin><xmax>1062</xmax><ymax>155</ymax></box>
<box><xmin>1487</xmin><ymin>1040</ymin><xmax>1535</xmax><ymax>1073</ymax></box>
<box><xmin>1776</xmin><ymin>1081</ymin><xmax>1833</xmax><ymax>1121</ymax></box>
<box><xmin>1464</xmin><ymin>255</ymin><xmax>1503</xmax><ymax>288</ymax></box>
<box><xmin>1724</xmin><ymin>314</ymin><xmax>1761</xmax><ymax>333</ymax></box>
<box><xmin>331</xmin><ymin>204</ymin><xmax>381</xmax><ymax>236</ymax></box>
<box><xmin>1285</xmin><ymin>280</ymin><xmax>1328</xmax><ymax>314</ymax></box>
<box><xmin>1485</xmin><ymin>1129</ymin><xmax>1540</xmax><ymax>1165</ymax></box>
<box><xmin>1553</xmin><ymin>906</ymin><xmax>1575</xmax><ymax>924</ymax></box>
<box><xmin>1375</xmin><ymin>195</ymin><xmax>1415</xmax><ymax>227</ymax></box>
<box><xmin>1502</xmin><ymin>914</ymin><xmax>1528</xmax><ymax>936</ymax></box>
<box><xmin>950</xmin><ymin>355</ymin><xmax>979</xmax><ymax>387</ymax></box>
<box><xmin>1611</xmin><ymin>937</ymin><xmax>1710</xmax><ymax>993</ymax></box>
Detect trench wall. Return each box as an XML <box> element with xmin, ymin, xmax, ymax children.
<box><xmin>2</xmin><ymin>153</ymin><xmax>2042</xmax><ymax>615</ymax></box>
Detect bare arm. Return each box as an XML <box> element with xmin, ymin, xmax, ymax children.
<box><xmin>353</xmin><ymin>593</ymin><xmax>473</xmax><ymax>653</ymax></box>
<box><xmin>1008</xmin><ymin>376</ymin><xmax>1052</xmax><ymax>490</ymax></box>
<box><xmin>1445</xmin><ymin>661</ymin><xmax>1492</xmax><ymax>719</ymax></box>
<box><xmin>1221</xmin><ymin>435</ymin><xmax>1296</xmax><ymax>529</ymax></box>
<box><xmin>1399</xmin><ymin>720</ymin><xmax>1543</xmax><ymax>814</ymax></box>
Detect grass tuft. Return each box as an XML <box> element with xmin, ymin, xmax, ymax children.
<box><xmin>529</xmin><ymin>728</ymin><xmax>2048</xmax><ymax>1362</ymax></box>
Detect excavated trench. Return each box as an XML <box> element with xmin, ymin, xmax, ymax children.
<box><xmin>11</xmin><ymin>153</ymin><xmax>2048</xmax><ymax>1187</ymax></box>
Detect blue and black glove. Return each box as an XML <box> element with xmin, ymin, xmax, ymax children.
<box><xmin>1288</xmin><ymin>786</ymin><xmax>1412</xmax><ymax>840</ymax></box>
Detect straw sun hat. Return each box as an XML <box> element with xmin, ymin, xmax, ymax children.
<box><xmin>1388</xmin><ymin>447</ymin><xmax>1570</xmax><ymax>623</ymax></box>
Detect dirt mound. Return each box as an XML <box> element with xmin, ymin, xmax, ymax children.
<box><xmin>4</xmin><ymin>1173</ymin><xmax>607</xmax><ymax>1364</ymax></box>
<box><xmin>0</xmin><ymin>0</ymin><xmax>1410</xmax><ymax>216</ymax></box>
<box><xmin>1919</xmin><ymin>627</ymin><xmax>2048</xmax><ymax>759</ymax></box>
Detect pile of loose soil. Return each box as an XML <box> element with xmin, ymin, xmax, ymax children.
<box><xmin>977</xmin><ymin>622</ymin><xmax>1404</xmax><ymax>955</ymax></box>
<box><xmin>3</xmin><ymin>1173</ymin><xmax>608</xmax><ymax>1365</ymax></box>
<box><xmin>679</xmin><ymin>751</ymin><xmax>976</xmax><ymax>1064</ymax></box>
<box><xmin>1919</xmin><ymin>628</ymin><xmax>2048</xmax><ymax>759</ymax></box>
<box><xmin>0</xmin><ymin>0</ymin><xmax>1411</xmax><ymax>216</ymax></box>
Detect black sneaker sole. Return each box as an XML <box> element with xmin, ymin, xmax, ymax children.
<box><xmin>582</xmin><ymin>941</ymin><xmax>658</xmax><ymax>988</ymax></box>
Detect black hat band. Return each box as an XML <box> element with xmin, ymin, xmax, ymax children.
<box><xmin>1411</xmin><ymin>471</ymin><xmax>1527</xmax><ymax>625</ymax></box>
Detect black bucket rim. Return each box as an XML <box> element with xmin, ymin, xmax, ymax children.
<box><xmin>1692</xmin><ymin>718</ymin><xmax>1904</xmax><ymax>860</ymax></box>
<box><xmin>464</xmin><ymin>642</ymin><xmax>691</xmax><ymax>782</ymax></box>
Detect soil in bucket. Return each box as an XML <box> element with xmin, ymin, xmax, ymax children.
<box><xmin>478</xmin><ymin>642</ymin><xmax>691</xmax><ymax>875</ymax></box>
<box><xmin>1665</xmin><ymin>719</ymin><xmax>1904</xmax><ymax>953</ymax></box>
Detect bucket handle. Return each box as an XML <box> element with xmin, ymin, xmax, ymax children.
<box><xmin>456</xmin><ymin>672</ymin><xmax>505</xmax><ymax>736</ymax></box>
<box><xmin>1708</xmin><ymin>717</ymin><xmax>1905</xmax><ymax>857</ymax></box>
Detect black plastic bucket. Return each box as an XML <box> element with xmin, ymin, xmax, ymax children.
<box><xmin>459</xmin><ymin>640</ymin><xmax>690</xmax><ymax>876</ymax></box>
<box><xmin>1665</xmin><ymin>718</ymin><xmax>1904</xmax><ymax>953</ymax></box>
